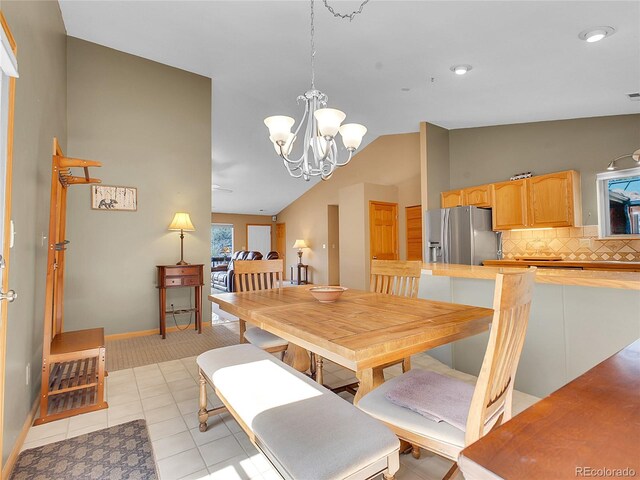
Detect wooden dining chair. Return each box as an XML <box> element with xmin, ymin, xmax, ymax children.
<box><xmin>357</xmin><ymin>267</ymin><xmax>536</xmax><ymax>480</ymax></box>
<box><xmin>321</xmin><ymin>260</ymin><xmax>423</xmax><ymax>392</ymax></box>
<box><xmin>371</xmin><ymin>260</ymin><xmax>423</xmax><ymax>372</ymax></box>
<box><xmin>234</xmin><ymin>259</ymin><xmax>289</xmax><ymax>358</ymax></box>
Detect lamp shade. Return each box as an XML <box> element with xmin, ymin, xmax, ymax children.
<box><xmin>264</xmin><ymin>116</ymin><xmax>295</xmax><ymax>144</ymax></box>
<box><xmin>293</xmin><ymin>239</ymin><xmax>308</xmax><ymax>249</ymax></box>
<box><xmin>168</xmin><ymin>212</ymin><xmax>195</xmax><ymax>231</ymax></box>
<box><xmin>314</xmin><ymin>108</ymin><xmax>346</xmax><ymax>137</ymax></box>
<box><xmin>339</xmin><ymin>123</ymin><xmax>367</xmax><ymax>151</ymax></box>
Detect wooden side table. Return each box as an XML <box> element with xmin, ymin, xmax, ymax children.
<box><xmin>290</xmin><ymin>264</ymin><xmax>309</xmax><ymax>285</ymax></box>
<box><xmin>157</xmin><ymin>264</ymin><xmax>204</xmax><ymax>339</ymax></box>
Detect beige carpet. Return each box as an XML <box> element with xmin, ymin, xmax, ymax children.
<box><xmin>106</xmin><ymin>322</ymin><xmax>239</xmax><ymax>371</ymax></box>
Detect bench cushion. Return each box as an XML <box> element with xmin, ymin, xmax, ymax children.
<box><xmin>244</xmin><ymin>327</ymin><xmax>288</xmax><ymax>349</ymax></box>
<box><xmin>197</xmin><ymin>345</ymin><xmax>399</xmax><ymax>480</ymax></box>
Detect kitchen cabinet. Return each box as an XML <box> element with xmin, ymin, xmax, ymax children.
<box><xmin>442</xmin><ymin>170</ymin><xmax>582</xmax><ymax>230</ymax></box>
<box><xmin>441</xmin><ymin>190</ymin><xmax>463</xmax><ymax>208</ymax></box>
<box><xmin>463</xmin><ymin>184</ymin><xmax>491</xmax><ymax>208</ymax></box>
<box><xmin>491</xmin><ymin>179</ymin><xmax>528</xmax><ymax>230</ymax></box>
<box><xmin>527</xmin><ymin>170</ymin><xmax>581</xmax><ymax>227</ymax></box>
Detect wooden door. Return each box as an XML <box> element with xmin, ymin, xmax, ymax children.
<box><xmin>0</xmin><ymin>13</ymin><xmax>17</xmax><ymax>474</ymax></box>
<box><xmin>276</xmin><ymin>223</ymin><xmax>286</xmax><ymax>278</ymax></box>
<box><xmin>527</xmin><ymin>171</ymin><xmax>580</xmax><ymax>227</ymax></box>
<box><xmin>491</xmin><ymin>180</ymin><xmax>528</xmax><ymax>230</ymax></box>
<box><xmin>463</xmin><ymin>185</ymin><xmax>491</xmax><ymax>208</ymax></box>
<box><xmin>406</xmin><ymin>205</ymin><xmax>423</xmax><ymax>261</ymax></box>
<box><xmin>369</xmin><ymin>201</ymin><xmax>398</xmax><ymax>260</ymax></box>
<box><xmin>441</xmin><ymin>190</ymin><xmax>463</xmax><ymax>208</ymax></box>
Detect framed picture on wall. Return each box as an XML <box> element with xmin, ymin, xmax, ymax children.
<box><xmin>91</xmin><ymin>185</ymin><xmax>137</xmax><ymax>211</ymax></box>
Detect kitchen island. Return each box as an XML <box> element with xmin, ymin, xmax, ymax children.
<box><xmin>418</xmin><ymin>263</ymin><xmax>640</xmax><ymax>398</ymax></box>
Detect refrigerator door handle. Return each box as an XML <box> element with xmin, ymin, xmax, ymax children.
<box><xmin>443</xmin><ymin>209</ymin><xmax>450</xmax><ymax>264</ymax></box>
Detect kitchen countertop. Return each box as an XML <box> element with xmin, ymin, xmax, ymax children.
<box><xmin>422</xmin><ymin>263</ymin><xmax>640</xmax><ymax>290</ymax></box>
<box><xmin>483</xmin><ymin>259</ymin><xmax>640</xmax><ymax>271</ymax></box>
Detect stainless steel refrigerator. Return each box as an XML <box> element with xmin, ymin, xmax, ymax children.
<box><xmin>424</xmin><ymin>206</ymin><xmax>501</xmax><ymax>265</ymax></box>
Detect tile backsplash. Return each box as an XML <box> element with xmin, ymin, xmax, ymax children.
<box><xmin>501</xmin><ymin>225</ymin><xmax>640</xmax><ymax>262</ymax></box>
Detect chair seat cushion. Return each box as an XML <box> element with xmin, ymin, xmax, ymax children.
<box><xmin>358</xmin><ymin>370</ymin><xmax>468</xmax><ymax>451</ymax></box>
<box><xmin>197</xmin><ymin>345</ymin><xmax>399</xmax><ymax>480</ymax></box>
<box><xmin>244</xmin><ymin>327</ymin><xmax>288</xmax><ymax>349</ymax></box>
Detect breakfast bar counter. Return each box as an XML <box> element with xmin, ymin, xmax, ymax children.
<box><xmin>422</xmin><ymin>262</ymin><xmax>640</xmax><ymax>290</ymax></box>
<box><xmin>417</xmin><ymin>264</ymin><xmax>640</xmax><ymax>399</ymax></box>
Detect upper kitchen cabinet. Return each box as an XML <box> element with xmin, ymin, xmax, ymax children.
<box><xmin>441</xmin><ymin>190</ymin><xmax>464</xmax><ymax>208</ymax></box>
<box><xmin>527</xmin><ymin>170</ymin><xmax>581</xmax><ymax>228</ymax></box>
<box><xmin>491</xmin><ymin>179</ymin><xmax>528</xmax><ymax>230</ymax></box>
<box><xmin>463</xmin><ymin>184</ymin><xmax>492</xmax><ymax>208</ymax></box>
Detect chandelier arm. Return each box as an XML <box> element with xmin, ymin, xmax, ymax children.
<box><xmin>282</xmin><ymin>157</ymin><xmax>304</xmax><ymax>178</ymax></box>
<box><xmin>334</xmin><ymin>149</ymin><xmax>354</xmax><ymax>167</ymax></box>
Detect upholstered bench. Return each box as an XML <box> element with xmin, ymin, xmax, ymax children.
<box><xmin>197</xmin><ymin>344</ymin><xmax>400</xmax><ymax>480</ymax></box>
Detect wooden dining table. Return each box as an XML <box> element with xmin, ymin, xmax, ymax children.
<box><xmin>209</xmin><ymin>285</ymin><xmax>494</xmax><ymax>403</ymax></box>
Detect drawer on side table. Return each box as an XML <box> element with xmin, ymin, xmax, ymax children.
<box><xmin>164</xmin><ymin>266</ymin><xmax>201</xmax><ymax>277</ymax></box>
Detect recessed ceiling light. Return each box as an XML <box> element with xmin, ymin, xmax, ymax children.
<box><xmin>450</xmin><ymin>64</ymin><xmax>472</xmax><ymax>75</ymax></box>
<box><xmin>579</xmin><ymin>26</ymin><xmax>615</xmax><ymax>43</ymax></box>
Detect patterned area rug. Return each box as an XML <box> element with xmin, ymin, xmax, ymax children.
<box><xmin>10</xmin><ymin>420</ymin><xmax>156</xmax><ymax>480</ymax></box>
<box><xmin>106</xmin><ymin>322</ymin><xmax>239</xmax><ymax>371</ymax></box>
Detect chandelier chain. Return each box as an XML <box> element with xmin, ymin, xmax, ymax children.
<box><xmin>310</xmin><ymin>0</ymin><xmax>316</xmax><ymax>89</ymax></box>
<box><xmin>322</xmin><ymin>0</ymin><xmax>371</xmax><ymax>21</ymax></box>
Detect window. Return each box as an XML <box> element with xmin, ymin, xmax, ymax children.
<box><xmin>596</xmin><ymin>167</ymin><xmax>640</xmax><ymax>238</ymax></box>
<box><xmin>211</xmin><ymin>223</ymin><xmax>233</xmax><ymax>264</ymax></box>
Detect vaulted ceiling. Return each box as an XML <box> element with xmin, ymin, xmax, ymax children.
<box><xmin>59</xmin><ymin>1</ymin><xmax>640</xmax><ymax>215</ymax></box>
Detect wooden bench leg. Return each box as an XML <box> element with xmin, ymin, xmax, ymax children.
<box><xmin>198</xmin><ymin>371</ymin><xmax>209</xmax><ymax>432</ymax></box>
<box><xmin>383</xmin><ymin>474</ymin><xmax>395</xmax><ymax>480</ymax></box>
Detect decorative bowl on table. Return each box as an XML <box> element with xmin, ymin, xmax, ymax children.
<box><xmin>309</xmin><ymin>286</ymin><xmax>348</xmax><ymax>303</ymax></box>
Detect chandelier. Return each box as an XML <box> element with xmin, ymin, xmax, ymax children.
<box><xmin>264</xmin><ymin>0</ymin><xmax>368</xmax><ymax>181</ymax></box>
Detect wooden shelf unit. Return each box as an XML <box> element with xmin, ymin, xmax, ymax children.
<box><xmin>34</xmin><ymin>138</ymin><xmax>107</xmax><ymax>425</ymax></box>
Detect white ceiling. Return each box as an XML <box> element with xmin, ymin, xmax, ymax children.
<box><xmin>58</xmin><ymin>1</ymin><xmax>640</xmax><ymax>215</ymax></box>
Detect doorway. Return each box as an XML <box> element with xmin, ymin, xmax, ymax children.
<box><xmin>275</xmin><ymin>223</ymin><xmax>286</xmax><ymax>278</ymax></box>
<box><xmin>0</xmin><ymin>12</ymin><xmax>17</xmax><ymax>474</ymax></box>
<box><xmin>246</xmin><ymin>224</ymin><xmax>271</xmax><ymax>256</ymax></box>
<box><xmin>369</xmin><ymin>201</ymin><xmax>398</xmax><ymax>261</ymax></box>
<box><xmin>406</xmin><ymin>205</ymin><xmax>423</xmax><ymax>261</ymax></box>
<box><xmin>327</xmin><ymin>205</ymin><xmax>340</xmax><ymax>285</ymax></box>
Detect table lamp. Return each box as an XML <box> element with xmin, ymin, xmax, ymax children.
<box><xmin>168</xmin><ymin>212</ymin><xmax>195</xmax><ymax>265</ymax></box>
<box><xmin>293</xmin><ymin>239</ymin><xmax>308</xmax><ymax>265</ymax></box>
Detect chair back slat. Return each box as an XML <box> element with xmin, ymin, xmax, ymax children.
<box><xmin>370</xmin><ymin>260</ymin><xmax>422</xmax><ymax>298</ymax></box>
<box><xmin>234</xmin><ymin>260</ymin><xmax>283</xmax><ymax>293</ymax></box>
<box><xmin>465</xmin><ymin>267</ymin><xmax>536</xmax><ymax>445</ymax></box>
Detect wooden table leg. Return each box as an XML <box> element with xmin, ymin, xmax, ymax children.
<box><xmin>159</xmin><ymin>287</ymin><xmax>166</xmax><ymax>339</ymax></box>
<box><xmin>354</xmin><ymin>366</ymin><xmax>385</xmax><ymax>405</ymax></box>
<box><xmin>315</xmin><ymin>355</ymin><xmax>324</xmax><ymax>385</ymax></box>
<box><xmin>282</xmin><ymin>344</ymin><xmax>310</xmax><ymax>373</ymax></box>
<box><xmin>196</xmin><ymin>285</ymin><xmax>202</xmax><ymax>334</ymax></box>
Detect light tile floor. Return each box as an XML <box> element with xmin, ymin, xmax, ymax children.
<box><xmin>22</xmin><ymin>353</ymin><xmax>539</xmax><ymax>480</ymax></box>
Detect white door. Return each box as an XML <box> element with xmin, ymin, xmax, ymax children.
<box><xmin>0</xmin><ymin>15</ymin><xmax>18</xmax><ymax>473</ymax></box>
<box><xmin>247</xmin><ymin>225</ymin><xmax>271</xmax><ymax>256</ymax></box>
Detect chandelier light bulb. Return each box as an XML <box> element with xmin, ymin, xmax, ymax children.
<box><xmin>339</xmin><ymin>123</ymin><xmax>367</xmax><ymax>151</ymax></box>
<box><xmin>264</xmin><ymin>116</ymin><xmax>295</xmax><ymax>144</ymax></box>
<box><xmin>314</xmin><ymin>108</ymin><xmax>346</xmax><ymax>137</ymax></box>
